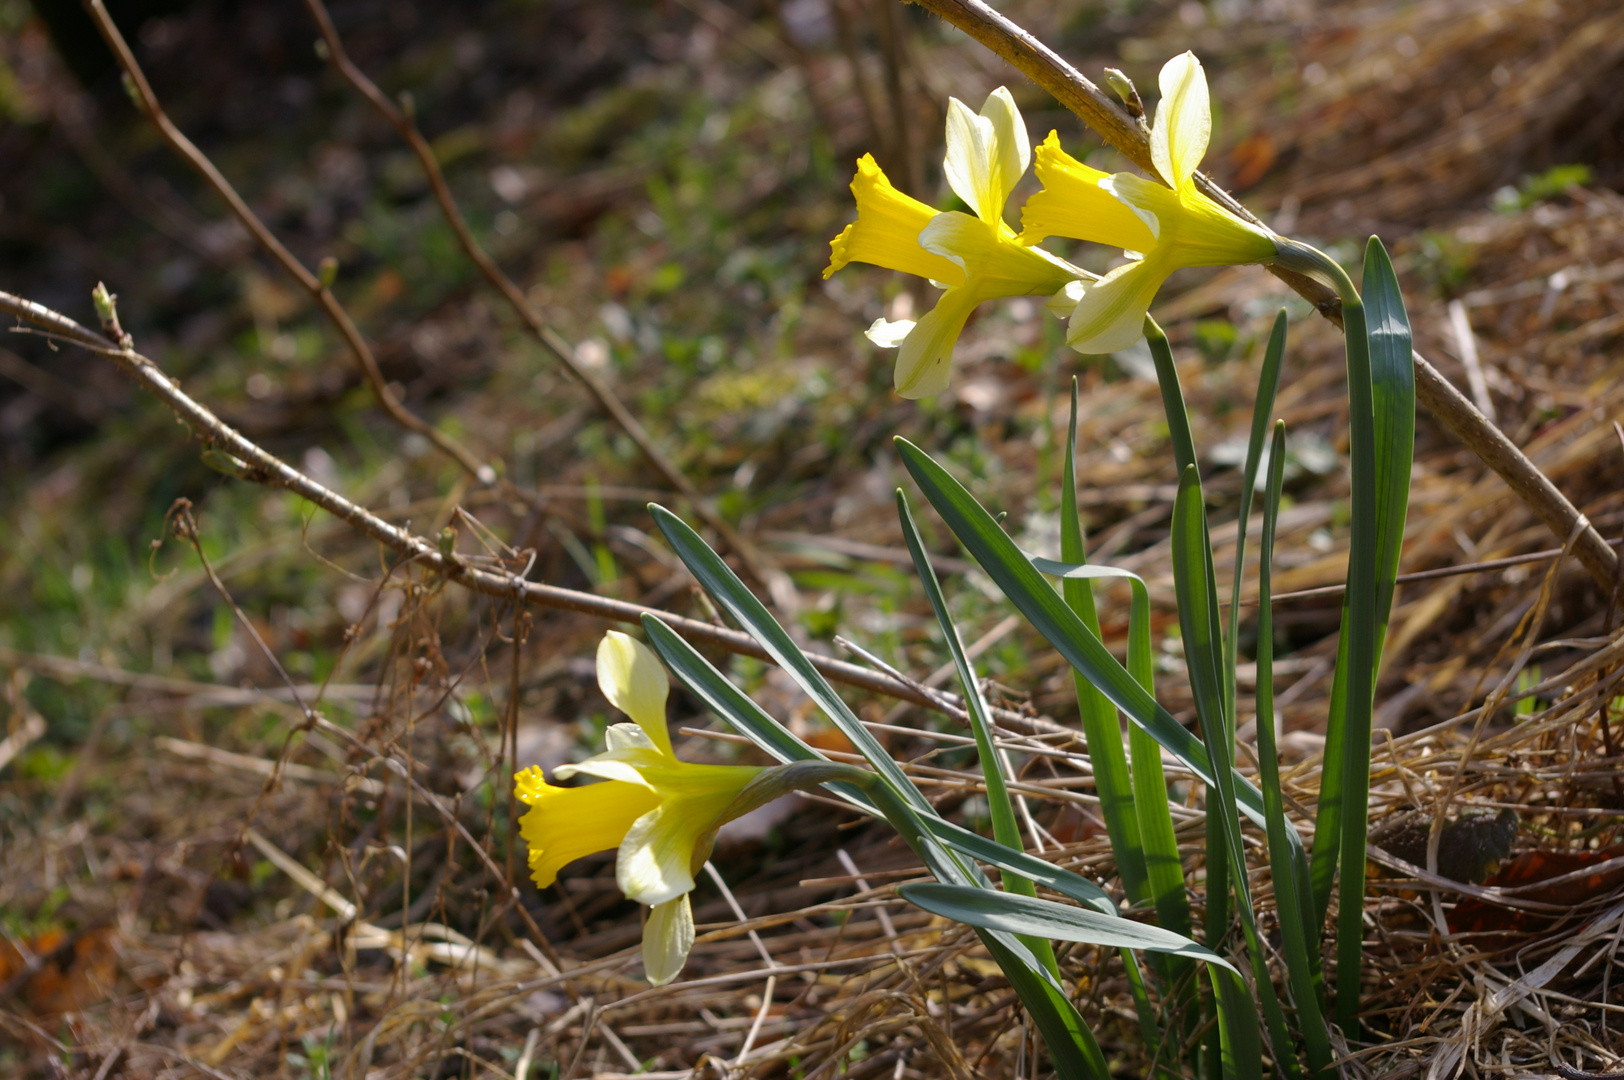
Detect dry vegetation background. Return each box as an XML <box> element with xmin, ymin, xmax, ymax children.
<box><xmin>2</xmin><ymin>0</ymin><xmax>1624</xmax><ymax>1077</ymax></box>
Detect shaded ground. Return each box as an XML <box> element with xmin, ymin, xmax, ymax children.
<box><xmin>2</xmin><ymin>0</ymin><xmax>1624</xmax><ymax>1076</ymax></box>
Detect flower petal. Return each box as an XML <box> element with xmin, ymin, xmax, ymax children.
<box><xmin>642</xmin><ymin>896</ymin><xmax>694</xmax><ymax>986</ymax></box>
<box><xmin>920</xmin><ymin>211</ymin><xmax>1078</xmax><ymax>299</ymax></box>
<box><xmin>1152</xmin><ymin>51</ymin><xmax>1210</xmax><ymax>194</ymax></box>
<box><xmin>1019</xmin><ymin>132</ymin><xmax>1158</xmax><ymax>252</ymax></box>
<box><xmin>1110</xmin><ymin>173</ymin><xmax>1277</xmax><ymax>267</ymax></box>
<box><xmin>556</xmin><ymin>747</ymin><xmax>664</xmax><ymax>788</ymax></box>
<box><xmin>605</xmin><ymin>722</ymin><xmax>655</xmax><ymax>753</ymax></box>
<box><xmin>597</xmin><ymin>631</ymin><xmax>673</xmax><ymax>757</ymax></box>
<box><xmin>825</xmin><ymin>155</ymin><xmax>964</xmax><ymax>285</ymax></box>
<box><xmin>617</xmin><ymin>774</ymin><xmax>757</xmax><ymax>905</ymax></box>
<box><xmin>979</xmin><ymin>87</ymin><xmax>1029</xmax><ymax>218</ymax></box>
<box><xmin>943</xmin><ymin>96</ymin><xmax>999</xmax><ymax>224</ymax></box>
<box><xmin>515</xmin><ymin>773</ymin><xmax>660</xmax><ymax>889</ymax></box>
<box><xmin>865</xmin><ymin>317</ymin><xmax>916</xmax><ymax>348</ymax></box>
<box><xmin>1064</xmin><ymin>256</ymin><xmax>1169</xmax><ymax>355</ymax></box>
<box><xmin>1046</xmin><ymin>279</ymin><xmax>1086</xmax><ymax>320</ymax></box>
<box><xmin>892</xmin><ymin>287</ymin><xmax>980</xmax><ymax>399</ymax></box>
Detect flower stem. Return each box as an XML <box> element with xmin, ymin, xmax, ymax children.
<box><xmin>1271</xmin><ymin>236</ymin><xmax>1378</xmax><ymax>1038</ymax></box>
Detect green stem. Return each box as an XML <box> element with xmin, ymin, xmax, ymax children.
<box><xmin>1272</xmin><ymin>237</ymin><xmax>1377</xmax><ymax>1038</ymax></box>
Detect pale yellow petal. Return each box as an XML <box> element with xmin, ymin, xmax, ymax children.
<box><xmin>597</xmin><ymin>631</ymin><xmax>673</xmax><ymax>756</ymax></box>
<box><xmin>943</xmin><ymin>96</ymin><xmax>998</xmax><ymax>223</ymax></box>
<box><xmin>515</xmin><ymin>776</ymin><xmax>659</xmax><ymax>889</ymax></box>
<box><xmin>1152</xmin><ymin>51</ymin><xmax>1210</xmax><ymax>194</ymax></box>
<box><xmin>642</xmin><ymin>896</ymin><xmax>694</xmax><ymax>986</ymax></box>
<box><xmin>615</xmin><ymin>763</ymin><xmax>760</xmax><ymax>905</ymax></box>
<box><xmin>1109</xmin><ymin>173</ymin><xmax>1277</xmax><ymax>267</ymax></box>
<box><xmin>1019</xmin><ymin>133</ymin><xmax>1158</xmax><ymax>251</ymax></box>
<box><xmin>825</xmin><ymin>155</ymin><xmax>964</xmax><ymax>285</ymax></box>
<box><xmin>1065</xmin><ymin>256</ymin><xmax>1168</xmax><ymax>355</ymax></box>
<box><xmin>919</xmin><ymin>211</ymin><xmax>1076</xmax><ymax>300</ymax></box>
<box><xmin>892</xmin><ymin>287</ymin><xmax>980</xmax><ymax>399</ymax></box>
<box><xmin>555</xmin><ymin>747</ymin><xmax>664</xmax><ymax>788</ymax></box>
<box><xmin>979</xmin><ymin>87</ymin><xmax>1029</xmax><ymax>218</ymax></box>
<box><xmin>604</xmin><ymin>722</ymin><xmax>655</xmax><ymax>753</ymax></box>
<box><xmin>865</xmin><ymin>317</ymin><xmax>916</xmax><ymax>348</ymax></box>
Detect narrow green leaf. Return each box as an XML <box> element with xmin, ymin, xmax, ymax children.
<box><xmin>642</xmin><ymin>527</ymin><xmax>1109</xmax><ymax>1079</ymax></box>
<box><xmin>1027</xmin><ymin>556</ymin><xmax>1193</xmax><ymax>942</ymax></box>
<box><xmin>901</xmin><ymin>885</ymin><xmax>1262</xmax><ymax>1080</ymax></box>
<box><xmin>649</xmin><ymin>504</ymin><xmax>935</xmax><ymax>818</ymax></box>
<box><xmin>1171</xmin><ymin>464</ymin><xmax>1300</xmax><ymax>1080</ymax></box>
<box><xmin>897</xmin><ymin>488</ymin><xmax>1057</xmax><ymax>974</ymax></box>
<box><xmin>1144</xmin><ymin>323</ymin><xmax>1232</xmax><ymax>974</ymax></box>
<box><xmin>1257</xmin><ymin>425</ymin><xmax>1334</xmax><ymax>1078</ymax></box>
<box><xmin>646</xmin><ymin>608</ymin><xmax>1120</xmax><ymax>919</ymax></box>
<box><xmin>1366</xmin><ymin>238</ymin><xmax>1416</xmax><ymax>644</ymax></box>
<box><xmin>1060</xmin><ymin>380</ymin><xmax>1150</xmax><ymax>907</ymax></box>
<box><xmin>920</xmin><ymin>820</ymin><xmax>1117</xmax><ymax>915</ymax></box>
<box><xmin>894</xmin><ymin>438</ymin><xmax>1266</xmax><ymax>819</ymax></box>
<box><xmin>1339</xmin><ymin>238</ymin><xmax>1414</xmax><ymax>1035</ymax></box>
<box><xmin>863</xmin><ymin>780</ymin><xmax>1111</xmax><ymax>1080</ymax></box>
<box><xmin>1227</xmin><ymin>310</ymin><xmax>1289</xmax><ymax>721</ymax></box>
<box><xmin>640</xmin><ymin>614</ymin><xmax>871</xmax><ymax>808</ymax></box>
<box><xmin>902</xmin><ymin>884</ymin><xmax>1231</xmax><ymax>969</ymax></box>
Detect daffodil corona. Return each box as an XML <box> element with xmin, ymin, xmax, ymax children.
<box><xmin>825</xmin><ymin>88</ymin><xmax>1080</xmax><ymax>398</ymax></box>
<box><xmin>516</xmin><ymin>631</ymin><xmax>765</xmax><ymax>985</ymax></box>
<box><xmin>1020</xmin><ymin>52</ymin><xmax>1280</xmax><ymax>354</ymax></box>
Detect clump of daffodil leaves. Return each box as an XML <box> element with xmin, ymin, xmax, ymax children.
<box><xmin>516</xmin><ymin>631</ymin><xmax>854</xmax><ymax>984</ymax></box>
<box><xmin>824</xmin><ymin>51</ymin><xmax>1280</xmax><ymax>396</ymax></box>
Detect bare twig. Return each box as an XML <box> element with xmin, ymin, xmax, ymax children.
<box><xmin>299</xmin><ymin>0</ymin><xmax>784</xmax><ymax>597</ymax></box>
<box><xmin>81</xmin><ymin>0</ymin><xmax>492</xmax><ymax>482</ymax></box>
<box><xmin>901</xmin><ymin>0</ymin><xmax>1620</xmax><ymax>597</ymax></box>
<box><xmin>0</xmin><ymin>289</ymin><xmax>1035</xmax><ymax>734</ymax></box>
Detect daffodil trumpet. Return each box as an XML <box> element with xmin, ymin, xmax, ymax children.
<box><xmin>1019</xmin><ymin>51</ymin><xmax>1282</xmax><ymax>355</ymax></box>
<box><xmin>825</xmin><ymin>87</ymin><xmax>1083</xmax><ymax>398</ymax></box>
<box><xmin>516</xmin><ymin>630</ymin><xmax>874</xmax><ymax>985</ymax></box>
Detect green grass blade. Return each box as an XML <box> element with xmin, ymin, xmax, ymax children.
<box><xmin>1257</xmin><ymin>425</ymin><xmax>1334</xmax><ymax>1077</ymax></box>
<box><xmin>645</xmin><ymin>513</ymin><xmax>1110</xmax><ymax>1078</ymax></box>
<box><xmin>902</xmin><ymin>885</ymin><xmax>1263</xmax><ymax>1080</ymax></box>
<box><xmin>1061</xmin><ymin>380</ymin><xmax>1151</xmax><ymax>909</ymax></box>
<box><xmin>895</xmin><ymin>437</ymin><xmax>1262</xmax><ymax>816</ymax></box>
<box><xmin>648</xmin><ymin>610</ymin><xmax>1120</xmax><ymax>921</ymax></box>
<box><xmin>1171</xmin><ymin>464</ymin><xmax>1301</xmax><ymax>1080</ymax></box>
<box><xmin>896</xmin><ymin>488</ymin><xmax>1058</xmax><ymax>973</ymax></box>
<box><xmin>1226</xmin><ymin>311</ymin><xmax>1289</xmax><ymax>719</ymax></box>
<box><xmin>1336</xmin><ymin>238</ymin><xmax>1415</xmax><ymax>1035</ymax></box>
<box><xmin>649</xmin><ymin>503</ymin><xmax>936</xmax><ymax>818</ymax></box>
<box><xmin>862</xmin><ymin>784</ymin><xmax>1111</xmax><ymax>1080</ymax></box>
<box><xmin>919</xmin><ymin>819</ymin><xmax>1116</xmax><ymax>914</ymax></box>
<box><xmin>1299</xmin><ymin>240</ymin><xmax>1406</xmax><ymax>1036</ymax></box>
<box><xmin>1143</xmin><ymin>323</ymin><xmax>1232</xmax><ymax>980</ymax></box>
<box><xmin>1365</xmin><ymin>238</ymin><xmax>1416</xmax><ymax>643</ymax></box>
<box><xmin>901</xmin><ymin>883</ymin><xmax>1233</xmax><ymax>968</ymax></box>
<box><xmin>1027</xmin><ymin>556</ymin><xmax>1194</xmax><ymax>941</ymax></box>
<box><xmin>640</xmin><ymin>614</ymin><xmax>872</xmax><ymax>808</ymax></box>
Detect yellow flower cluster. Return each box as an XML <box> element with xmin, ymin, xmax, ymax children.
<box><xmin>825</xmin><ymin>52</ymin><xmax>1279</xmax><ymax>396</ymax></box>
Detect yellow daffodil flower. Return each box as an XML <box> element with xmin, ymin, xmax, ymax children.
<box><xmin>824</xmin><ymin>87</ymin><xmax>1080</xmax><ymax>398</ymax></box>
<box><xmin>1020</xmin><ymin>52</ymin><xmax>1279</xmax><ymax>355</ymax></box>
<box><xmin>516</xmin><ymin>631</ymin><xmax>765</xmax><ymax>985</ymax></box>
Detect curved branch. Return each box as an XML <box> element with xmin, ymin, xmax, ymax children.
<box><xmin>0</xmin><ymin>289</ymin><xmax>1053</xmax><ymax>740</ymax></box>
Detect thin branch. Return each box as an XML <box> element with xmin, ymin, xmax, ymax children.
<box><xmin>81</xmin><ymin>0</ymin><xmax>491</xmax><ymax>481</ymax></box>
<box><xmin>903</xmin><ymin>0</ymin><xmax>1619</xmax><ymax>597</ymax></box>
<box><xmin>299</xmin><ymin>0</ymin><xmax>784</xmax><ymax>596</ymax></box>
<box><xmin>0</xmin><ymin>289</ymin><xmax>1050</xmax><ymax>738</ymax></box>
